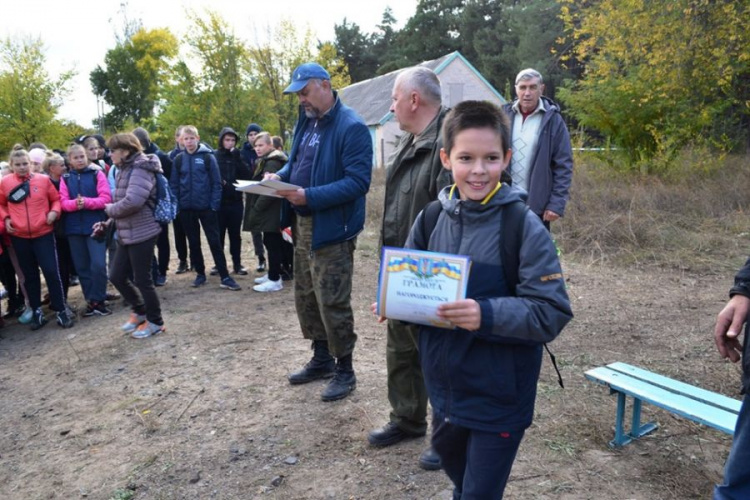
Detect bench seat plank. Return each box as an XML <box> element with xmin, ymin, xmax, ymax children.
<box><xmin>585</xmin><ymin>366</ymin><xmax>738</xmax><ymax>435</ymax></box>
<box><xmin>606</xmin><ymin>362</ymin><xmax>741</xmax><ymax>414</ymax></box>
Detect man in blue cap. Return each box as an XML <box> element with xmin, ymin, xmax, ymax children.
<box><xmin>272</xmin><ymin>62</ymin><xmax>372</xmax><ymax>402</ymax></box>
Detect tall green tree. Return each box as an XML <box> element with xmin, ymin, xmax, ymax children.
<box><xmin>160</xmin><ymin>10</ymin><xmax>269</xmax><ymax>144</ymax></box>
<box><xmin>558</xmin><ymin>0</ymin><xmax>750</xmax><ymax>162</ymax></box>
<box><xmin>248</xmin><ymin>20</ymin><xmax>315</xmax><ymax>138</ymax></box>
<box><xmin>90</xmin><ymin>27</ymin><xmax>177</xmax><ymax>131</ymax></box>
<box><xmin>333</xmin><ymin>19</ymin><xmax>377</xmax><ymax>83</ymax></box>
<box><xmin>384</xmin><ymin>0</ymin><xmax>463</xmax><ymax>71</ymax></box>
<box><xmin>0</xmin><ymin>36</ymin><xmax>74</xmax><ymax>153</ymax></box>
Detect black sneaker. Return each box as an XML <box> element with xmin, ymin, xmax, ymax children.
<box><xmin>56</xmin><ymin>309</ymin><xmax>74</xmax><ymax>328</ymax></box>
<box><xmin>29</xmin><ymin>308</ymin><xmax>48</xmax><ymax>331</ymax></box>
<box><xmin>175</xmin><ymin>260</ymin><xmax>188</xmax><ymax>274</ymax></box>
<box><xmin>69</xmin><ymin>275</ymin><xmax>80</xmax><ymax>286</ymax></box>
<box><xmin>192</xmin><ymin>274</ymin><xmax>207</xmax><ymax>287</ymax></box>
<box><xmin>234</xmin><ymin>266</ymin><xmax>248</xmax><ymax>276</ymax></box>
<box><xmin>90</xmin><ymin>301</ymin><xmax>112</xmax><ymax>317</ymax></box>
<box><xmin>209</xmin><ymin>266</ymin><xmax>219</xmax><ymax>276</ymax></box>
<box><xmin>106</xmin><ymin>292</ymin><xmax>121</xmax><ymax>302</ymax></box>
<box><xmin>256</xmin><ymin>261</ymin><xmax>266</xmax><ymax>273</ymax></box>
<box><xmin>83</xmin><ymin>302</ymin><xmax>96</xmax><ymax>317</ymax></box>
<box><xmin>4</xmin><ymin>303</ymin><xmax>25</xmax><ymax>319</ymax></box>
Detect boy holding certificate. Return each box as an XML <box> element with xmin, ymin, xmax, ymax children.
<box><xmin>396</xmin><ymin>100</ymin><xmax>573</xmax><ymax>498</ymax></box>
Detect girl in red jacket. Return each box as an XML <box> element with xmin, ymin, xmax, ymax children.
<box><xmin>0</xmin><ymin>146</ymin><xmax>74</xmax><ymax>330</ymax></box>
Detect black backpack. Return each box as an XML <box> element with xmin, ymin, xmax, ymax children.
<box><xmin>418</xmin><ymin>199</ymin><xmax>564</xmax><ymax>387</ymax></box>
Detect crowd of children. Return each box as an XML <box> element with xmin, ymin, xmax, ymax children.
<box><xmin>0</xmin><ymin>122</ymin><xmax>293</xmax><ymax>336</ymax></box>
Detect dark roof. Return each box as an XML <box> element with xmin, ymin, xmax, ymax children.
<box><xmin>339</xmin><ymin>53</ymin><xmax>453</xmax><ymax>126</ymax></box>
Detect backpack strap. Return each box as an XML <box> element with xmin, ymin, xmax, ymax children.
<box><xmin>499</xmin><ymin>200</ymin><xmax>527</xmax><ymax>295</ymax></box>
<box><xmin>417</xmin><ymin>200</ymin><xmax>442</xmax><ymax>250</ymax></box>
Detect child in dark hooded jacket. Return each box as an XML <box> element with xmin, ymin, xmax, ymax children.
<box><xmin>213</xmin><ymin>127</ymin><xmax>251</xmax><ymax>275</ymax></box>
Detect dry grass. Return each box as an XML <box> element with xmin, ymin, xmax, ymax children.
<box><xmin>367</xmin><ymin>153</ymin><xmax>750</xmax><ymax>273</ymax></box>
<box><xmin>555</xmin><ymin>153</ymin><xmax>750</xmax><ymax>272</ymax></box>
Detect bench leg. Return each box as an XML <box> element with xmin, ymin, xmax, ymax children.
<box><xmin>629</xmin><ymin>398</ymin><xmax>658</xmax><ymax>441</ymax></box>
<box><xmin>609</xmin><ymin>393</ymin><xmax>659</xmax><ymax>448</ymax></box>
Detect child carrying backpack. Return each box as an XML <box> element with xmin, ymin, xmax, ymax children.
<box><xmin>377</xmin><ymin>101</ymin><xmax>573</xmax><ymax>499</ymax></box>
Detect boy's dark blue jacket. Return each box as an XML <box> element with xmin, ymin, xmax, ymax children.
<box><xmin>215</xmin><ymin>127</ymin><xmax>251</xmax><ymax>205</ymax></box>
<box><xmin>276</xmin><ymin>91</ymin><xmax>372</xmax><ymax>250</ymax></box>
<box><xmin>170</xmin><ymin>144</ymin><xmax>222</xmax><ymax>211</ymax></box>
<box><xmin>61</xmin><ymin>168</ymin><xmax>107</xmax><ymax>235</ymax></box>
<box><xmin>406</xmin><ymin>184</ymin><xmax>573</xmax><ymax>433</ymax></box>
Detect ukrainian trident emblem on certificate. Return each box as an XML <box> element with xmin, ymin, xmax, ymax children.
<box><xmin>376</xmin><ymin>247</ymin><xmax>471</xmax><ymax>328</ymax></box>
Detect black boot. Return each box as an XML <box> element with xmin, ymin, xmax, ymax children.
<box><xmin>321</xmin><ymin>353</ymin><xmax>356</xmax><ymax>402</ymax></box>
<box><xmin>288</xmin><ymin>340</ymin><xmax>335</xmax><ymax>385</ymax></box>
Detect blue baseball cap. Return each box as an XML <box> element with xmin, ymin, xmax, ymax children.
<box><xmin>283</xmin><ymin>63</ymin><xmax>331</xmax><ymax>94</ymax></box>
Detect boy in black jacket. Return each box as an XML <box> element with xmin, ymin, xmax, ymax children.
<box><xmin>214</xmin><ymin>127</ymin><xmax>251</xmax><ymax>275</ymax></box>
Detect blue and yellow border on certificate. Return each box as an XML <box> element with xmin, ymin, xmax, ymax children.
<box><xmin>376</xmin><ymin>246</ymin><xmax>471</xmax><ymax>328</ymax></box>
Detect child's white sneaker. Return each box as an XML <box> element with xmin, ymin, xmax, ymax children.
<box><xmin>253</xmin><ymin>279</ymin><xmax>282</xmax><ymax>293</ymax></box>
<box><xmin>254</xmin><ymin>274</ymin><xmax>269</xmax><ymax>284</ymax></box>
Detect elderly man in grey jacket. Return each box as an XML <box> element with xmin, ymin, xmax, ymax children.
<box><xmin>503</xmin><ymin>68</ymin><xmax>573</xmax><ymax>229</ymax></box>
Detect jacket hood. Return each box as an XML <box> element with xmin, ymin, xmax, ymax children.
<box><xmin>540</xmin><ymin>95</ymin><xmax>561</xmax><ymax>114</ymax></box>
<box><xmin>143</xmin><ymin>142</ymin><xmax>162</xmax><ymax>155</ymax></box>
<box><xmin>263</xmin><ymin>149</ymin><xmax>288</xmax><ymax>162</ymax></box>
<box><xmin>126</xmin><ymin>152</ymin><xmax>162</xmax><ymax>174</ymax></box>
<box><xmin>218</xmin><ymin>127</ymin><xmax>239</xmax><ymax>150</ymax></box>
<box><xmin>186</xmin><ymin>143</ymin><xmax>213</xmax><ymax>156</ymax></box>
<box><xmin>438</xmin><ymin>181</ymin><xmax>527</xmax><ymax>214</ymax></box>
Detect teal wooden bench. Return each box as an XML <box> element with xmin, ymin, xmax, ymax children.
<box><xmin>584</xmin><ymin>362</ymin><xmax>741</xmax><ymax>447</ymax></box>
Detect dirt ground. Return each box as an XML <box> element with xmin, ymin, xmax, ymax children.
<box><xmin>0</xmin><ymin>215</ymin><xmax>745</xmax><ymax>499</ymax></box>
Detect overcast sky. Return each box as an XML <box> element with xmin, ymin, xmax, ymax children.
<box><xmin>1</xmin><ymin>0</ymin><xmax>417</xmax><ymax>128</ymax></box>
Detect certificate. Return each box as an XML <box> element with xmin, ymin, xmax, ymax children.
<box><xmin>377</xmin><ymin>247</ymin><xmax>471</xmax><ymax>328</ymax></box>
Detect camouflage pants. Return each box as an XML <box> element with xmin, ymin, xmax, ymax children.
<box><xmin>292</xmin><ymin>215</ymin><xmax>357</xmax><ymax>359</ymax></box>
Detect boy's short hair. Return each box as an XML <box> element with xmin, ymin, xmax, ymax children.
<box><xmin>272</xmin><ymin>135</ymin><xmax>284</xmax><ymax>150</ymax></box>
<box><xmin>442</xmin><ymin>100</ymin><xmax>511</xmax><ymax>156</ymax></box>
<box><xmin>254</xmin><ymin>132</ymin><xmax>272</xmax><ymax>145</ymax></box>
<box><xmin>181</xmin><ymin>125</ymin><xmax>199</xmax><ymax>137</ymax></box>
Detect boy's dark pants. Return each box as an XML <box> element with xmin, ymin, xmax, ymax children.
<box><xmin>432</xmin><ymin>416</ymin><xmax>524</xmax><ymax>500</ymax></box>
<box><xmin>386</xmin><ymin>319</ymin><xmax>428</xmax><ymax>435</ymax></box>
<box><xmin>155</xmin><ymin>223</ymin><xmax>170</xmax><ymax>276</ymax></box>
<box><xmin>218</xmin><ymin>200</ymin><xmax>244</xmax><ymax>269</ymax></box>
<box><xmin>172</xmin><ymin>212</ymin><xmax>189</xmax><ymax>265</ymax></box>
<box><xmin>11</xmin><ymin>233</ymin><xmax>65</xmax><ymax>312</ymax></box>
<box><xmin>252</xmin><ymin>231</ymin><xmax>265</xmax><ymax>264</ymax></box>
<box><xmin>181</xmin><ymin>209</ymin><xmax>228</xmax><ymax>279</ymax></box>
<box><xmin>262</xmin><ymin>231</ymin><xmax>283</xmax><ymax>281</ymax></box>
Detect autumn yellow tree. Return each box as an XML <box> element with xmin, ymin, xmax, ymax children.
<box><xmin>558</xmin><ymin>0</ymin><xmax>750</xmax><ymax>164</ymax></box>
